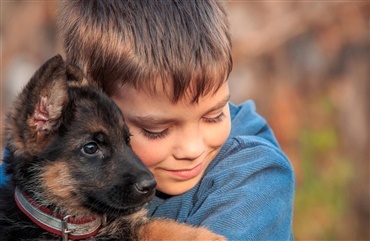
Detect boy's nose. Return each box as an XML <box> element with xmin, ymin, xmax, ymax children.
<box><xmin>173</xmin><ymin>127</ymin><xmax>205</xmax><ymax>160</ymax></box>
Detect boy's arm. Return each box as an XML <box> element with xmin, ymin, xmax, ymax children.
<box><xmin>188</xmin><ymin>139</ymin><xmax>295</xmax><ymax>240</ymax></box>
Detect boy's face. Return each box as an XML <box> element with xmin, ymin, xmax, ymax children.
<box><xmin>112</xmin><ymin>82</ymin><xmax>231</xmax><ymax>195</ymax></box>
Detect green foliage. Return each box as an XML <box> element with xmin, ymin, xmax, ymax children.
<box><xmin>294</xmin><ymin>104</ymin><xmax>355</xmax><ymax>240</ymax></box>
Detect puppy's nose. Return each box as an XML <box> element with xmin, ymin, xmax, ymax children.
<box><xmin>135</xmin><ymin>178</ymin><xmax>157</xmax><ymax>194</ymax></box>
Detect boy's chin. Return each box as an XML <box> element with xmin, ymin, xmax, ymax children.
<box><xmin>156</xmin><ymin>178</ymin><xmax>202</xmax><ymax>196</ymax></box>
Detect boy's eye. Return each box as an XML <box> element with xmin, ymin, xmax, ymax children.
<box><xmin>203</xmin><ymin>112</ymin><xmax>226</xmax><ymax>124</ymax></box>
<box><xmin>141</xmin><ymin>129</ymin><xmax>169</xmax><ymax>140</ymax></box>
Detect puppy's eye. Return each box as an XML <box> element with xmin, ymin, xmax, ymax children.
<box><xmin>123</xmin><ymin>124</ymin><xmax>132</xmax><ymax>145</ymax></box>
<box><xmin>124</xmin><ymin>132</ymin><xmax>133</xmax><ymax>145</ymax></box>
<box><xmin>82</xmin><ymin>142</ymin><xmax>99</xmax><ymax>155</ymax></box>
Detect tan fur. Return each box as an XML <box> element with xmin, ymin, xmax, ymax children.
<box><xmin>40</xmin><ymin>161</ymin><xmax>94</xmax><ymax>217</ymax></box>
<box><xmin>138</xmin><ymin>219</ymin><xmax>227</xmax><ymax>241</ymax></box>
<box><xmin>96</xmin><ymin>210</ymin><xmax>227</xmax><ymax>241</ymax></box>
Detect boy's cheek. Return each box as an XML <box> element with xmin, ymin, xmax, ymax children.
<box><xmin>207</xmin><ymin>108</ymin><xmax>231</xmax><ymax>148</ymax></box>
<box><xmin>129</xmin><ymin>137</ymin><xmax>165</xmax><ymax>168</ymax></box>
<box><xmin>122</xmin><ymin>124</ymin><xmax>162</xmax><ymax>167</ymax></box>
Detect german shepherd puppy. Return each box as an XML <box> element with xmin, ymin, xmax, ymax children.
<box><xmin>0</xmin><ymin>55</ymin><xmax>226</xmax><ymax>241</ymax></box>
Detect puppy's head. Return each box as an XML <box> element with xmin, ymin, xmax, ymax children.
<box><xmin>5</xmin><ymin>55</ymin><xmax>156</xmax><ymax>217</ymax></box>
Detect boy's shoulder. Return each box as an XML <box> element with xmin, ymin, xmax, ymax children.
<box><xmin>203</xmin><ymin>100</ymin><xmax>293</xmax><ymax>187</ymax></box>
<box><xmin>229</xmin><ymin>100</ymin><xmax>279</xmax><ymax>147</ymax></box>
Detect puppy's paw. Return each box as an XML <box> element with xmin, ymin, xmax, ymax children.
<box><xmin>188</xmin><ymin>228</ymin><xmax>227</xmax><ymax>241</ymax></box>
<box><xmin>138</xmin><ymin>219</ymin><xmax>227</xmax><ymax>241</ymax></box>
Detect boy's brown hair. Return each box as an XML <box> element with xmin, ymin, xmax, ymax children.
<box><xmin>59</xmin><ymin>0</ymin><xmax>232</xmax><ymax>102</ymax></box>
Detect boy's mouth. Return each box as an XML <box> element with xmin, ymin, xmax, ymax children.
<box><xmin>164</xmin><ymin>162</ymin><xmax>204</xmax><ymax>180</ymax></box>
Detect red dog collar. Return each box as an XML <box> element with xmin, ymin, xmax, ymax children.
<box><xmin>14</xmin><ymin>187</ymin><xmax>103</xmax><ymax>240</ymax></box>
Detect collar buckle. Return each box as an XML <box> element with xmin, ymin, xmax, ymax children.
<box><xmin>62</xmin><ymin>215</ymin><xmax>75</xmax><ymax>241</ymax></box>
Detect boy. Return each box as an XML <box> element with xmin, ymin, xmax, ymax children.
<box><xmin>2</xmin><ymin>1</ymin><xmax>295</xmax><ymax>240</ymax></box>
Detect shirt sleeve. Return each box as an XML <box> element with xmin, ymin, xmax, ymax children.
<box><xmin>0</xmin><ymin>148</ymin><xmax>10</xmax><ymax>186</ymax></box>
<box><xmin>187</xmin><ymin>137</ymin><xmax>295</xmax><ymax>241</ymax></box>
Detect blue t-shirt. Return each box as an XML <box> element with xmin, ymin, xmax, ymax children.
<box><xmin>0</xmin><ymin>100</ymin><xmax>295</xmax><ymax>240</ymax></box>
<box><xmin>145</xmin><ymin>101</ymin><xmax>295</xmax><ymax>240</ymax></box>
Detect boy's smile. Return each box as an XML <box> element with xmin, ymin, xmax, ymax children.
<box><xmin>113</xmin><ymin>82</ymin><xmax>231</xmax><ymax>195</ymax></box>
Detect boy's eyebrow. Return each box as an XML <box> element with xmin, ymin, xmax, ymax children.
<box><xmin>205</xmin><ymin>94</ymin><xmax>231</xmax><ymax>114</ymax></box>
<box><xmin>130</xmin><ymin>95</ymin><xmax>230</xmax><ymax>125</ymax></box>
<box><xmin>130</xmin><ymin>115</ymin><xmax>177</xmax><ymax>125</ymax></box>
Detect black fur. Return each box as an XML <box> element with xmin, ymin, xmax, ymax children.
<box><xmin>0</xmin><ymin>55</ymin><xmax>156</xmax><ymax>240</ymax></box>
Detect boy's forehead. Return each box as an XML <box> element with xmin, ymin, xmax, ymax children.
<box><xmin>116</xmin><ymin>78</ymin><xmax>228</xmax><ymax>105</ymax></box>
<box><xmin>113</xmin><ymin>81</ymin><xmax>230</xmax><ymax>112</ymax></box>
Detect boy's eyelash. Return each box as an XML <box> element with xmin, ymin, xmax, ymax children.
<box><xmin>141</xmin><ymin>113</ymin><xmax>225</xmax><ymax>140</ymax></box>
<box><xmin>141</xmin><ymin>129</ymin><xmax>169</xmax><ymax>140</ymax></box>
<box><xmin>203</xmin><ymin>112</ymin><xmax>226</xmax><ymax>124</ymax></box>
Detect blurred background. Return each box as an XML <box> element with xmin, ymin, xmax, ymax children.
<box><xmin>0</xmin><ymin>1</ymin><xmax>368</xmax><ymax>240</ymax></box>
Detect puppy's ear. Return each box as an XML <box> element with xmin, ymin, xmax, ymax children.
<box><xmin>66</xmin><ymin>64</ymin><xmax>88</xmax><ymax>86</ymax></box>
<box><xmin>6</xmin><ymin>55</ymin><xmax>70</xmax><ymax>156</ymax></box>
<box><xmin>30</xmin><ymin>55</ymin><xmax>69</xmax><ymax>136</ymax></box>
